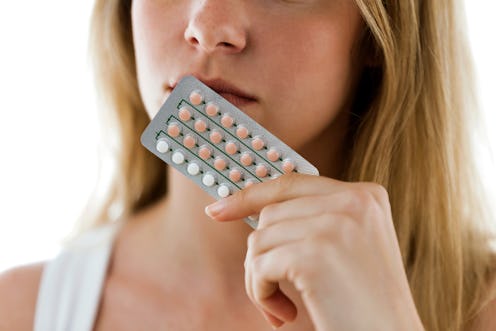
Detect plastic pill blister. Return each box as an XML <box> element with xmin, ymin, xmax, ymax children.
<box><xmin>141</xmin><ymin>76</ymin><xmax>319</xmax><ymax>229</ymax></box>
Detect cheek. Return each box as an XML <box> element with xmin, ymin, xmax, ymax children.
<box><xmin>131</xmin><ymin>1</ymin><xmax>183</xmax><ymax>117</ymax></box>
<box><xmin>267</xmin><ymin>36</ymin><xmax>355</xmax><ymax>148</ymax></box>
<box><xmin>259</xmin><ymin>20</ymin><xmax>362</xmax><ymax>149</ymax></box>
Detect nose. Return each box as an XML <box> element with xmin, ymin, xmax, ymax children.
<box><xmin>184</xmin><ymin>1</ymin><xmax>247</xmax><ymax>54</ymax></box>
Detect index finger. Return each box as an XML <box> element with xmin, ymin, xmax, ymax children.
<box><xmin>204</xmin><ymin>173</ymin><xmax>343</xmax><ymax>222</ymax></box>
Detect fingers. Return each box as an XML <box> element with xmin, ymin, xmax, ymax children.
<box><xmin>247</xmin><ymin>215</ymin><xmax>333</xmax><ymax>260</ymax></box>
<box><xmin>207</xmin><ymin>177</ymin><xmax>393</xmax><ymax>330</ymax></box>
<box><xmin>255</xmin><ymin>195</ymin><xmax>325</xmax><ymax>230</ymax></box>
<box><xmin>254</xmin><ymin>188</ymin><xmax>389</xmax><ymax>233</ymax></box>
<box><xmin>245</xmin><ymin>241</ymin><xmax>312</xmax><ymax>326</ymax></box>
<box><xmin>204</xmin><ymin>174</ymin><xmax>390</xmax><ymax>224</ymax></box>
<box><xmin>245</xmin><ymin>253</ymin><xmax>286</xmax><ymax>328</ymax></box>
<box><xmin>257</xmin><ymin>286</ymin><xmax>298</xmax><ymax>324</ymax></box>
<box><xmin>205</xmin><ymin>173</ymin><xmax>343</xmax><ymax>221</ymax></box>
<box><xmin>244</xmin><ymin>215</ymin><xmax>333</xmax><ymax>320</ymax></box>
<box><xmin>261</xmin><ymin>309</ymin><xmax>285</xmax><ymax>328</ymax></box>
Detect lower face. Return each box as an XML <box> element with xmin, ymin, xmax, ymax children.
<box><xmin>131</xmin><ymin>0</ymin><xmax>365</xmax><ymax>150</ymax></box>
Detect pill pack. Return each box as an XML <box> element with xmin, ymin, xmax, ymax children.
<box><xmin>141</xmin><ymin>76</ymin><xmax>319</xmax><ymax>228</ymax></box>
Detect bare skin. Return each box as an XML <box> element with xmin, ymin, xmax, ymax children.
<box><xmin>90</xmin><ymin>105</ymin><xmax>349</xmax><ymax>330</ymax></box>
<box><xmin>0</xmin><ymin>261</ymin><xmax>495</xmax><ymax>331</ymax></box>
<box><xmin>1</xmin><ymin>1</ymin><xmax>496</xmax><ymax>330</ymax></box>
<box><xmin>90</xmin><ymin>194</ymin><xmax>314</xmax><ymax>330</ymax></box>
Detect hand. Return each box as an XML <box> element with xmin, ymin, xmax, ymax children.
<box><xmin>205</xmin><ymin>173</ymin><xmax>424</xmax><ymax>331</ymax></box>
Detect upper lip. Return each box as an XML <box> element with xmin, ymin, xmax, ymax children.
<box><xmin>168</xmin><ymin>74</ymin><xmax>257</xmax><ymax>101</ymax></box>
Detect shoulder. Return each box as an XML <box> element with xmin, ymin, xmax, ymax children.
<box><xmin>472</xmin><ymin>297</ymin><xmax>496</xmax><ymax>331</ymax></box>
<box><xmin>470</xmin><ymin>273</ymin><xmax>496</xmax><ymax>331</ymax></box>
<box><xmin>0</xmin><ymin>262</ymin><xmax>45</xmax><ymax>331</ymax></box>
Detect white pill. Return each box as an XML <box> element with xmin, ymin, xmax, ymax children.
<box><xmin>248</xmin><ymin>214</ymin><xmax>259</xmax><ymax>222</ymax></box>
<box><xmin>202</xmin><ymin>173</ymin><xmax>216</xmax><ymax>187</ymax></box>
<box><xmin>187</xmin><ymin>162</ymin><xmax>200</xmax><ymax>176</ymax></box>
<box><xmin>172</xmin><ymin>151</ymin><xmax>185</xmax><ymax>164</ymax></box>
<box><xmin>217</xmin><ymin>184</ymin><xmax>231</xmax><ymax>198</ymax></box>
<box><xmin>156</xmin><ymin>139</ymin><xmax>170</xmax><ymax>153</ymax></box>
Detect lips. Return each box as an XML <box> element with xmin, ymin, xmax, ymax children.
<box><xmin>168</xmin><ymin>75</ymin><xmax>257</xmax><ymax>108</ymax></box>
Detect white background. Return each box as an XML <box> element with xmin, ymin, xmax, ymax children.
<box><xmin>0</xmin><ymin>2</ymin><xmax>495</xmax><ymax>272</ymax></box>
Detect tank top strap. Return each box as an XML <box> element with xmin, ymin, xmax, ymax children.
<box><xmin>34</xmin><ymin>222</ymin><xmax>121</xmax><ymax>331</ymax></box>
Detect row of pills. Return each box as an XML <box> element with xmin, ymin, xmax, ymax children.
<box><xmin>141</xmin><ymin>76</ymin><xmax>319</xmax><ymax>229</ymax></box>
<box><xmin>165</xmin><ymin>120</ymin><xmax>295</xmax><ymax>176</ymax></box>
<box><xmin>156</xmin><ymin>138</ymin><xmax>263</xmax><ymax>197</ymax></box>
<box><xmin>176</xmin><ymin>95</ymin><xmax>297</xmax><ymax>174</ymax></box>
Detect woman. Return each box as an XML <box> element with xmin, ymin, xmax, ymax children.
<box><xmin>1</xmin><ymin>0</ymin><xmax>495</xmax><ymax>330</ymax></box>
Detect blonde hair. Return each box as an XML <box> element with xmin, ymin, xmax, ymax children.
<box><xmin>80</xmin><ymin>0</ymin><xmax>496</xmax><ymax>330</ymax></box>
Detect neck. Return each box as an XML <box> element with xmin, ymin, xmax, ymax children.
<box><xmin>138</xmin><ymin>109</ymin><xmax>349</xmax><ymax>291</ymax></box>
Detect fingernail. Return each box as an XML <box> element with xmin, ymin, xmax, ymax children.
<box><xmin>204</xmin><ymin>200</ymin><xmax>226</xmax><ymax>219</ymax></box>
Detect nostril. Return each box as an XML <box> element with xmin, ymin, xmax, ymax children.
<box><xmin>219</xmin><ymin>42</ymin><xmax>232</xmax><ymax>47</ymax></box>
<box><xmin>188</xmin><ymin>36</ymin><xmax>200</xmax><ymax>46</ymax></box>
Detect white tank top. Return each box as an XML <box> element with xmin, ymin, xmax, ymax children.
<box><xmin>34</xmin><ymin>222</ymin><xmax>121</xmax><ymax>331</ymax></box>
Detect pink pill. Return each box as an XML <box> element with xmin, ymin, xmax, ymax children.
<box><xmin>282</xmin><ymin>159</ymin><xmax>296</xmax><ymax>173</ymax></box>
<box><xmin>225</xmin><ymin>141</ymin><xmax>238</xmax><ymax>155</ymax></box>
<box><xmin>236</xmin><ymin>125</ymin><xmax>249</xmax><ymax>139</ymax></box>
<box><xmin>178</xmin><ymin>107</ymin><xmax>192</xmax><ymax>121</ymax></box>
<box><xmin>255</xmin><ymin>164</ymin><xmax>269</xmax><ymax>178</ymax></box>
<box><xmin>221</xmin><ymin>114</ymin><xmax>234</xmax><ymax>128</ymax></box>
<box><xmin>167</xmin><ymin>123</ymin><xmax>181</xmax><ymax>137</ymax></box>
<box><xmin>266</xmin><ymin>147</ymin><xmax>280</xmax><ymax>162</ymax></box>
<box><xmin>209</xmin><ymin>130</ymin><xmax>223</xmax><ymax>144</ymax></box>
<box><xmin>205</xmin><ymin>102</ymin><xmax>219</xmax><ymax>116</ymax></box>
<box><xmin>214</xmin><ymin>157</ymin><xmax>227</xmax><ymax>171</ymax></box>
<box><xmin>194</xmin><ymin>119</ymin><xmax>208</xmax><ymax>132</ymax></box>
<box><xmin>244</xmin><ymin>179</ymin><xmax>256</xmax><ymax>188</ymax></box>
<box><xmin>229</xmin><ymin>168</ymin><xmax>243</xmax><ymax>182</ymax></box>
<box><xmin>251</xmin><ymin>136</ymin><xmax>265</xmax><ymax>150</ymax></box>
<box><xmin>189</xmin><ymin>90</ymin><xmax>203</xmax><ymax>105</ymax></box>
<box><xmin>182</xmin><ymin>134</ymin><xmax>196</xmax><ymax>149</ymax></box>
<box><xmin>240</xmin><ymin>152</ymin><xmax>254</xmax><ymax>166</ymax></box>
<box><xmin>198</xmin><ymin>145</ymin><xmax>212</xmax><ymax>160</ymax></box>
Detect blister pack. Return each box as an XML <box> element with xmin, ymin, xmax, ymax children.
<box><xmin>141</xmin><ymin>76</ymin><xmax>319</xmax><ymax>228</ymax></box>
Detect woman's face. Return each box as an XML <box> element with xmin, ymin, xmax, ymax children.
<box><xmin>131</xmin><ymin>0</ymin><xmax>364</xmax><ymax>149</ymax></box>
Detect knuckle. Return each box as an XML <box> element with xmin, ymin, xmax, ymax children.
<box><xmin>273</xmin><ymin>175</ymin><xmax>289</xmax><ymax>196</ymax></box>
<box><xmin>366</xmin><ymin>182</ymin><xmax>389</xmax><ymax>202</ymax></box>
<box><xmin>319</xmin><ymin>195</ymin><xmax>337</xmax><ymax>213</ymax></box>
<box><xmin>276</xmin><ymin>171</ymin><xmax>298</xmax><ymax>192</ymax></box>
<box><xmin>356</xmin><ymin>182</ymin><xmax>389</xmax><ymax>201</ymax></box>
<box><xmin>258</xmin><ymin>204</ymin><xmax>278</xmax><ymax>228</ymax></box>
<box><xmin>247</xmin><ymin>230</ymin><xmax>261</xmax><ymax>248</ymax></box>
<box><xmin>251</xmin><ymin>255</ymin><xmax>265</xmax><ymax>276</ymax></box>
<box><xmin>314</xmin><ymin>212</ymin><xmax>337</xmax><ymax>234</ymax></box>
<box><xmin>238</xmin><ymin>184</ymin><xmax>252</xmax><ymax>201</ymax></box>
<box><xmin>289</xmin><ymin>242</ymin><xmax>321</xmax><ymax>285</ymax></box>
<box><xmin>259</xmin><ymin>204</ymin><xmax>274</xmax><ymax>221</ymax></box>
<box><xmin>349</xmin><ymin>188</ymin><xmax>375</xmax><ymax>209</ymax></box>
<box><xmin>348</xmin><ymin>184</ymin><xmax>387</xmax><ymax>223</ymax></box>
<box><xmin>314</xmin><ymin>216</ymin><xmax>340</xmax><ymax>243</ymax></box>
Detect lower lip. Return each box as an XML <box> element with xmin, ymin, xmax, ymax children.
<box><xmin>219</xmin><ymin>92</ymin><xmax>257</xmax><ymax>108</ymax></box>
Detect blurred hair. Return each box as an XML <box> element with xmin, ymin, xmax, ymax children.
<box><xmin>77</xmin><ymin>0</ymin><xmax>496</xmax><ymax>330</ymax></box>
